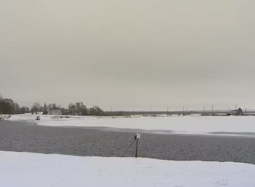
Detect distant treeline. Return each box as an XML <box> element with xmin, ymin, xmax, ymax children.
<box><xmin>0</xmin><ymin>96</ymin><xmax>104</xmax><ymax>116</ymax></box>
<box><xmin>32</xmin><ymin>102</ymin><xmax>104</xmax><ymax>116</ymax></box>
<box><xmin>0</xmin><ymin>96</ymin><xmax>29</xmax><ymax>114</ymax></box>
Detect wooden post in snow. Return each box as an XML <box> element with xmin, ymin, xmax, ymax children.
<box><xmin>134</xmin><ymin>133</ymin><xmax>141</xmax><ymax>158</ymax></box>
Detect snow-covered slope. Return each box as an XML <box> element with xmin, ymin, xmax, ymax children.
<box><xmin>9</xmin><ymin>114</ymin><xmax>255</xmax><ymax>135</ymax></box>
<box><xmin>1</xmin><ymin>151</ymin><xmax>254</xmax><ymax>187</ymax></box>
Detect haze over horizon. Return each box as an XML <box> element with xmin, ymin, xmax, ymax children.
<box><xmin>1</xmin><ymin>0</ymin><xmax>255</xmax><ymax>110</ymax></box>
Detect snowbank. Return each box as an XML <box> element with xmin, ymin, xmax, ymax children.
<box><xmin>0</xmin><ymin>151</ymin><xmax>254</xmax><ymax>187</ymax></box>
<box><xmin>8</xmin><ymin>114</ymin><xmax>255</xmax><ymax>136</ymax></box>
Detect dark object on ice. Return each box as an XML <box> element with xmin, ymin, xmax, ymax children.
<box><xmin>36</xmin><ymin>116</ymin><xmax>40</xmax><ymax>120</ymax></box>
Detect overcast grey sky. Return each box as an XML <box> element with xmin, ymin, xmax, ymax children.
<box><xmin>1</xmin><ymin>0</ymin><xmax>255</xmax><ymax>110</ymax></box>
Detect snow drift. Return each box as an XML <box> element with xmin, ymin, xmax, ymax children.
<box><xmin>9</xmin><ymin>114</ymin><xmax>255</xmax><ymax>136</ymax></box>
<box><xmin>0</xmin><ymin>151</ymin><xmax>255</xmax><ymax>187</ymax></box>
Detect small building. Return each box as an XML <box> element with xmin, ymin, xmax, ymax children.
<box><xmin>48</xmin><ymin>109</ymin><xmax>62</xmax><ymax>115</ymax></box>
<box><xmin>228</xmin><ymin>108</ymin><xmax>243</xmax><ymax>116</ymax></box>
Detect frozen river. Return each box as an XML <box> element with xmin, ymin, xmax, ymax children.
<box><xmin>1</xmin><ymin>120</ymin><xmax>255</xmax><ymax>164</ymax></box>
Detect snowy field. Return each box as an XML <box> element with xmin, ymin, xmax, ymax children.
<box><xmin>8</xmin><ymin>114</ymin><xmax>255</xmax><ymax>136</ymax></box>
<box><xmin>1</xmin><ymin>151</ymin><xmax>255</xmax><ymax>187</ymax></box>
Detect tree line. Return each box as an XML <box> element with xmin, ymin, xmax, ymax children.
<box><xmin>0</xmin><ymin>96</ymin><xmax>29</xmax><ymax>114</ymax></box>
<box><xmin>31</xmin><ymin>102</ymin><xmax>104</xmax><ymax>116</ymax></box>
<box><xmin>0</xmin><ymin>96</ymin><xmax>104</xmax><ymax>116</ymax></box>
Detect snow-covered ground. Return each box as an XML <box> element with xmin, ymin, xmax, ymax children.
<box><xmin>8</xmin><ymin>114</ymin><xmax>255</xmax><ymax>136</ymax></box>
<box><xmin>1</xmin><ymin>151</ymin><xmax>254</xmax><ymax>187</ymax></box>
